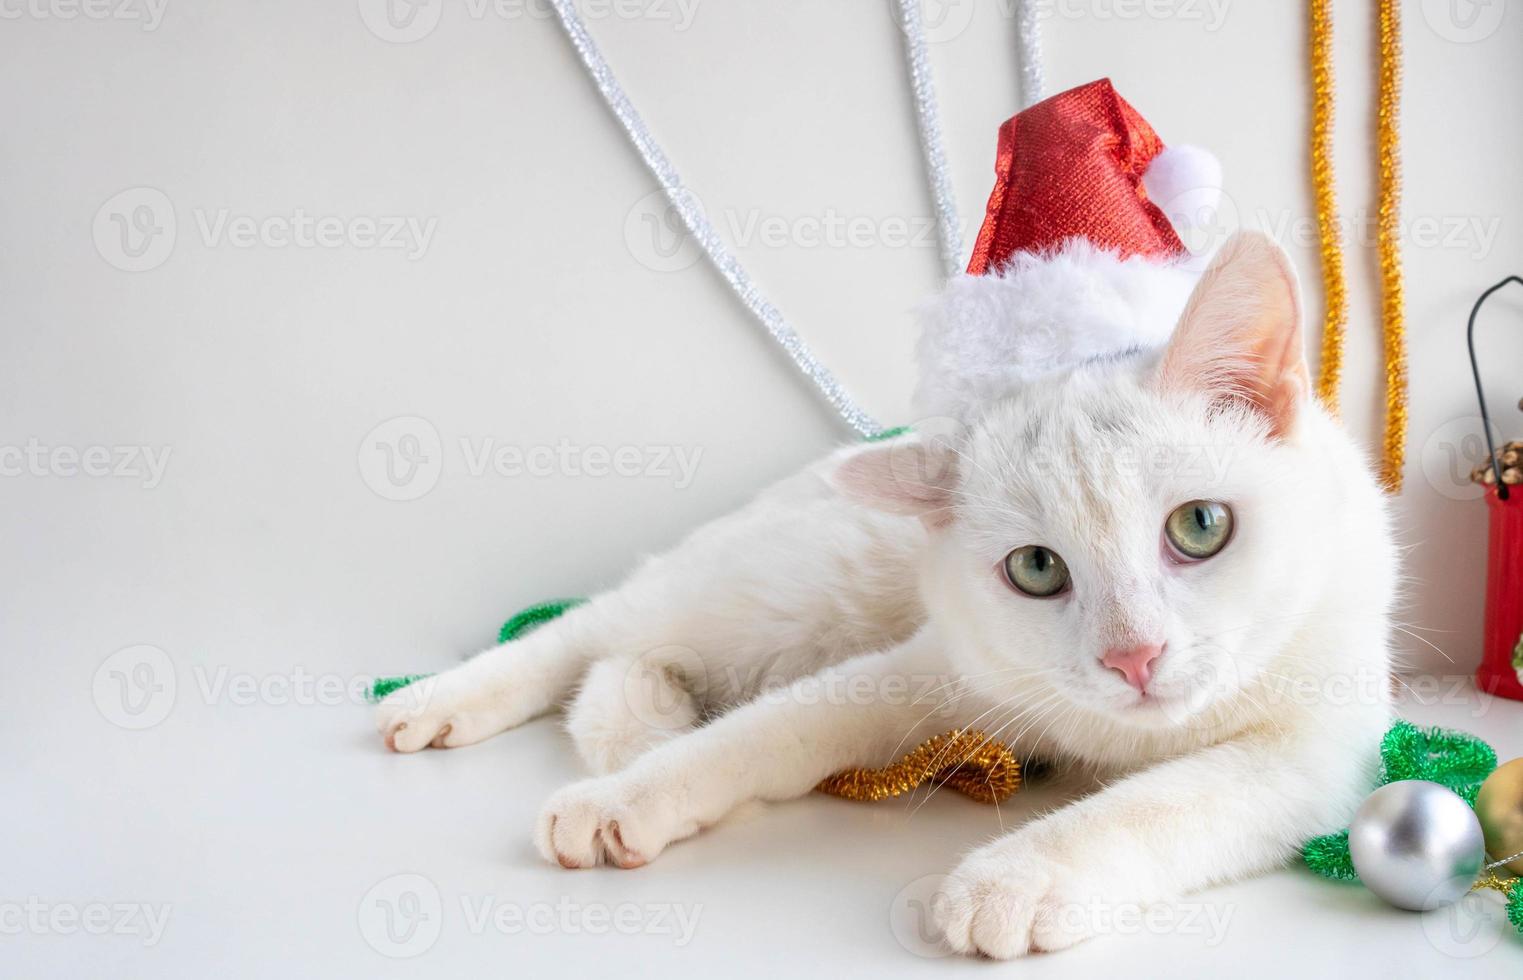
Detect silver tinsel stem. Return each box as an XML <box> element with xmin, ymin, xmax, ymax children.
<box><xmin>547</xmin><ymin>0</ymin><xmax>1044</xmax><ymax>437</ymax></box>
<box><xmin>1016</xmin><ymin>0</ymin><xmax>1046</xmax><ymax>107</ymax></box>
<box><xmin>896</xmin><ymin>0</ymin><xmax>963</xmax><ymax>280</ymax></box>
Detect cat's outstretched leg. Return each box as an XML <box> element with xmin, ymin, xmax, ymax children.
<box><xmin>375</xmin><ymin>448</ymin><xmax>926</xmax><ymax>755</ymax></box>
<box><xmin>375</xmin><ymin>604</ymin><xmax>605</xmax><ymax>753</ymax></box>
<box><xmin>933</xmin><ymin>707</ymin><xmax>1385</xmax><ymax>959</ymax></box>
<box><xmin>535</xmin><ymin>634</ymin><xmax>955</xmax><ymax>868</ymax></box>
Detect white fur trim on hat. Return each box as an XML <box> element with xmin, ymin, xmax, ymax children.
<box><xmin>914</xmin><ymin>239</ymin><xmax>1201</xmax><ymax>422</ymax></box>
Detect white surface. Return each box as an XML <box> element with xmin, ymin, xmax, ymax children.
<box><xmin>6</xmin><ymin>689</ymin><xmax>1523</xmax><ymax>977</ymax></box>
<box><xmin>4</xmin><ymin>2</ymin><xmax>1523</xmax><ymax>977</ymax></box>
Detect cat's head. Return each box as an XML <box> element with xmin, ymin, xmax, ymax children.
<box><xmin>838</xmin><ymin>231</ymin><xmax>1362</xmax><ymax>731</ymax></box>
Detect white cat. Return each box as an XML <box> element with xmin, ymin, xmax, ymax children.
<box><xmin>375</xmin><ymin>231</ymin><xmax>1394</xmax><ymax>959</ymax></box>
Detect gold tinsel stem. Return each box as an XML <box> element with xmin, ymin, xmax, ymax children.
<box><xmin>1309</xmin><ymin>0</ymin><xmax>1347</xmax><ymax>419</ymax></box>
<box><xmin>1374</xmin><ymin>0</ymin><xmax>1407</xmax><ymax>493</ymax></box>
<box><xmin>1308</xmin><ymin>0</ymin><xmax>1408</xmax><ymax>494</ymax></box>
<box><xmin>1472</xmin><ymin>870</ymin><xmax>1518</xmax><ymax>896</ymax></box>
<box><xmin>817</xmin><ymin>729</ymin><xmax>1021</xmax><ymax>805</ymax></box>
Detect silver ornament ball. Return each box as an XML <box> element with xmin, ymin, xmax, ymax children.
<box><xmin>1348</xmin><ymin>780</ymin><xmax>1486</xmax><ymax>911</ymax></box>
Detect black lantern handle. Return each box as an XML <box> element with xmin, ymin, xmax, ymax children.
<box><xmin>1468</xmin><ymin>276</ymin><xmax>1523</xmax><ymax>500</ymax></box>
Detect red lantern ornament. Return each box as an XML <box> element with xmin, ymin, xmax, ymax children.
<box><xmin>1467</xmin><ymin>276</ymin><xmax>1523</xmax><ymax>702</ymax></box>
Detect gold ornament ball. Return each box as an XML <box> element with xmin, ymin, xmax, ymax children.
<box><xmin>1475</xmin><ymin>757</ymin><xmax>1523</xmax><ymax>875</ymax></box>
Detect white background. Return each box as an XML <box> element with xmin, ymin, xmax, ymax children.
<box><xmin>3</xmin><ymin>1</ymin><xmax>1522</xmax><ymax>977</ymax></box>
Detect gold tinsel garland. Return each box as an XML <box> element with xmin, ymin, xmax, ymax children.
<box><xmin>817</xmin><ymin>729</ymin><xmax>1022</xmax><ymax>805</ymax></box>
<box><xmin>1309</xmin><ymin>0</ymin><xmax>1408</xmax><ymax>493</ymax></box>
<box><xmin>1308</xmin><ymin>0</ymin><xmax>1348</xmax><ymax>418</ymax></box>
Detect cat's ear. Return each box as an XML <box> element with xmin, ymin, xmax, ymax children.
<box><xmin>1155</xmin><ymin>230</ymin><xmax>1310</xmax><ymax>438</ymax></box>
<box><xmin>832</xmin><ymin>439</ymin><xmax>959</xmax><ymax>528</ymax></box>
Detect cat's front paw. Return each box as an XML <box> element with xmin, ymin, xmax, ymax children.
<box><xmin>374</xmin><ymin>669</ymin><xmax>514</xmax><ymax>753</ymax></box>
<box><xmin>535</xmin><ymin>775</ymin><xmax>689</xmax><ymax>870</ymax></box>
<box><xmin>935</xmin><ymin>852</ymin><xmax>1099</xmax><ymax>959</ymax></box>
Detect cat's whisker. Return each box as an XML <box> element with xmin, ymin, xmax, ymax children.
<box><xmin>890</xmin><ymin>686</ymin><xmax>1056</xmax><ymax>786</ymax></box>
<box><xmin>909</xmin><ymin>696</ymin><xmax>1062</xmax><ymax>815</ymax></box>
<box><xmin>1386</xmin><ymin>624</ymin><xmax>1455</xmax><ymax>664</ymax></box>
<box><xmin>909</xmin><ymin>664</ymin><xmax>1058</xmax><ymax>707</ymax></box>
<box><xmin>911</xmin><ymin>690</ymin><xmax>1065</xmax><ymax>799</ymax></box>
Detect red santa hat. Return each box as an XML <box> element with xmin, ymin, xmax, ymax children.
<box><xmin>916</xmin><ymin>78</ymin><xmax>1222</xmax><ymax>421</ymax></box>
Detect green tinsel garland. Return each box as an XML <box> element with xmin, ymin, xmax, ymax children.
<box><xmin>1302</xmin><ymin>720</ymin><xmax>1523</xmax><ymax>937</ymax></box>
<box><xmin>1302</xmin><ymin>830</ymin><xmax>1357</xmax><ymax>882</ymax></box>
<box><xmin>1303</xmin><ymin>721</ymin><xmax>1498</xmax><ymax>880</ymax></box>
<box><xmin>368</xmin><ymin>673</ymin><xmax>433</xmax><ymax>702</ymax></box>
<box><xmin>496</xmin><ymin>597</ymin><xmax>586</xmax><ymax>645</ymax></box>
<box><xmin>863</xmin><ymin>425</ymin><xmax>912</xmax><ymax>442</ymax></box>
<box><xmin>365</xmin><ymin>598</ymin><xmax>586</xmax><ymax>704</ymax></box>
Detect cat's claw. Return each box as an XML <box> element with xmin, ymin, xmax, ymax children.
<box><xmin>535</xmin><ymin>777</ymin><xmax>683</xmax><ymax>870</ymax></box>
<box><xmin>935</xmin><ymin>853</ymin><xmax>1098</xmax><ymax>959</ymax></box>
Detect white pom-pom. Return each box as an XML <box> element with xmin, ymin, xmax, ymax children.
<box><xmin>1142</xmin><ymin>145</ymin><xmax>1223</xmax><ymax>257</ymax></box>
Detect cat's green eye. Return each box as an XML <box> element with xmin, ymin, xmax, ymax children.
<box><xmin>1165</xmin><ymin>500</ymin><xmax>1234</xmax><ymax>560</ymax></box>
<box><xmin>1002</xmin><ymin>545</ymin><xmax>1071</xmax><ymax>598</ymax></box>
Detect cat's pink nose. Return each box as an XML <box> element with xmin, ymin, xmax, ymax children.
<box><xmin>1102</xmin><ymin>643</ymin><xmax>1163</xmax><ymax>693</ymax></box>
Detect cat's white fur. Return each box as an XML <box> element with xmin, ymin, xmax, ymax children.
<box><xmin>375</xmin><ymin>231</ymin><xmax>1394</xmax><ymax>959</ymax></box>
